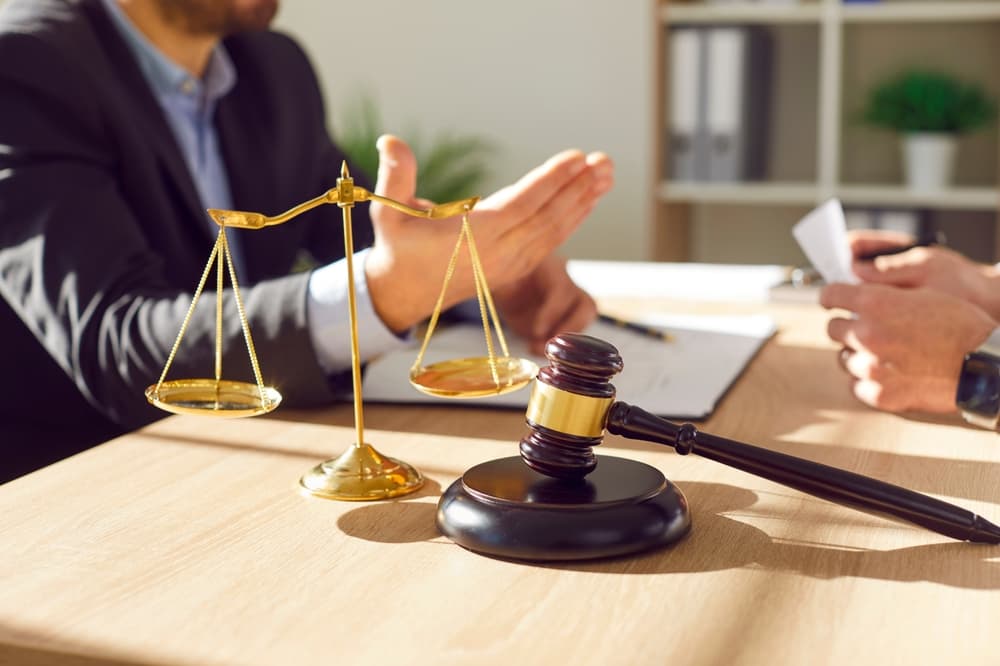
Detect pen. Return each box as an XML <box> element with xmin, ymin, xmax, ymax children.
<box><xmin>857</xmin><ymin>230</ymin><xmax>947</xmax><ymax>261</ymax></box>
<box><xmin>598</xmin><ymin>314</ymin><xmax>674</xmax><ymax>342</ymax></box>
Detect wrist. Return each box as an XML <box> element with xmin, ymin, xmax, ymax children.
<box><xmin>306</xmin><ymin>250</ymin><xmax>413</xmax><ymax>373</ymax></box>
<box><xmin>956</xmin><ymin>326</ymin><xmax>1000</xmax><ymax>430</ymax></box>
<box><xmin>364</xmin><ymin>246</ymin><xmax>423</xmax><ymax>333</ymax></box>
<box><xmin>365</xmin><ymin>245</ymin><xmax>468</xmax><ymax>333</ymax></box>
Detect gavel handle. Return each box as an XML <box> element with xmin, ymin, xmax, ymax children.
<box><xmin>605</xmin><ymin>402</ymin><xmax>1000</xmax><ymax>544</ymax></box>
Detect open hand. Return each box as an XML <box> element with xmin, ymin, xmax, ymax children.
<box><xmin>847</xmin><ymin>229</ymin><xmax>1000</xmax><ymax>318</ymax></box>
<box><xmin>364</xmin><ymin>135</ymin><xmax>613</xmax><ymax>334</ymax></box>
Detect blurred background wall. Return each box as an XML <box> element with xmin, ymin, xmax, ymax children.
<box><xmin>275</xmin><ymin>1</ymin><xmax>652</xmax><ymax>261</ymax></box>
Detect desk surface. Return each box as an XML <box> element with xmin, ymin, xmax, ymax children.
<box><xmin>2</xmin><ymin>300</ymin><xmax>999</xmax><ymax>666</ymax></box>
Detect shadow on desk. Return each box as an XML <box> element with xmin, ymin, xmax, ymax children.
<box><xmin>553</xmin><ymin>481</ymin><xmax>1000</xmax><ymax>589</ymax></box>
<box><xmin>0</xmin><ymin>639</ymin><xmax>161</xmax><ymax>666</ymax></box>
<box><xmin>135</xmin><ymin>428</ymin><xmax>467</xmax><ymax>481</ymax></box>
<box><xmin>335</xmin><ymin>482</ymin><xmax>1000</xmax><ymax>590</ymax></box>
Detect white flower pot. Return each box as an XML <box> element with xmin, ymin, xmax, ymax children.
<box><xmin>902</xmin><ymin>132</ymin><xmax>957</xmax><ymax>190</ymax></box>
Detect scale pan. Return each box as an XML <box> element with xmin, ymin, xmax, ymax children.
<box><xmin>409</xmin><ymin>356</ymin><xmax>538</xmax><ymax>398</ymax></box>
<box><xmin>145</xmin><ymin>379</ymin><xmax>282</xmax><ymax>417</ymax></box>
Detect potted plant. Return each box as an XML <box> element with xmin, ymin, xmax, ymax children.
<box><xmin>334</xmin><ymin>92</ymin><xmax>497</xmax><ymax>203</ymax></box>
<box><xmin>861</xmin><ymin>69</ymin><xmax>997</xmax><ymax>189</ymax></box>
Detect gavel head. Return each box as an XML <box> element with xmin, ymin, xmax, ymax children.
<box><xmin>519</xmin><ymin>333</ymin><xmax>623</xmax><ymax>480</ymax></box>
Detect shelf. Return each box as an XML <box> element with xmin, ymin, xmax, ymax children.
<box><xmin>662</xmin><ymin>4</ymin><xmax>823</xmax><ymax>25</ymax></box>
<box><xmin>659</xmin><ymin>182</ymin><xmax>1000</xmax><ymax>210</ymax></box>
<box><xmin>837</xmin><ymin>185</ymin><xmax>1000</xmax><ymax>210</ymax></box>
<box><xmin>841</xmin><ymin>2</ymin><xmax>1000</xmax><ymax>23</ymax></box>
<box><xmin>662</xmin><ymin>1</ymin><xmax>1000</xmax><ymax>25</ymax></box>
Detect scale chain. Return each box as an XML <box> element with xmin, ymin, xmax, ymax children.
<box><xmin>154</xmin><ymin>233</ymin><xmax>222</xmax><ymax>394</ymax></box>
<box><xmin>410</xmin><ymin>213</ymin><xmax>468</xmax><ymax>373</ymax></box>
<box><xmin>223</xmin><ymin>229</ymin><xmax>268</xmax><ymax>403</ymax></box>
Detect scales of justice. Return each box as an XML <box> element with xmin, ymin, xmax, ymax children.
<box><xmin>145</xmin><ymin>161</ymin><xmax>539</xmax><ymax>501</ymax></box>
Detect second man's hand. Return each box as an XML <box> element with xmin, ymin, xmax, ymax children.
<box><xmin>820</xmin><ymin>281</ymin><xmax>996</xmax><ymax>413</ymax></box>
<box><xmin>847</xmin><ymin>228</ymin><xmax>1000</xmax><ymax>319</ymax></box>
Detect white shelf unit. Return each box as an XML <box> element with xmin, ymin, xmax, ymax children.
<box><xmin>653</xmin><ymin>0</ymin><xmax>1000</xmax><ymax>263</ymax></box>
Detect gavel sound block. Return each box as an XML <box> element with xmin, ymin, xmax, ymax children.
<box><xmin>436</xmin><ymin>334</ymin><xmax>691</xmax><ymax>561</ymax></box>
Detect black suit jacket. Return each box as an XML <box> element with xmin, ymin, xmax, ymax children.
<box><xmin>0</xmin><ymin>0</ymin><xmax>374</xmax><ymax>480</ymax></box>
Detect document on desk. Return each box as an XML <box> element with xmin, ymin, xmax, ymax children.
<box><xmin>362</xmin><ymin>314</ymin><xmax>776</xmax><ymax>420</ymax></box>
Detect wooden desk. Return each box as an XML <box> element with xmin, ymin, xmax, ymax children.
<box><xmin>3</xmin><ymin>301</ymin><xmax>999</xmax><ymax>666</ymax></box>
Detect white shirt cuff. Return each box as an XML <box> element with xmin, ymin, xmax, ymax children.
<box><xmin>306</xmin><ymin>248</ymin><xmax>412</xmax><ymax>375</ymax></box>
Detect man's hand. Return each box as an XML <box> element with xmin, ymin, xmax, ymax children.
<box><xmin>820</xmin><ymin>281</ymin><xmax>996</xmax><ymax>413</ymax></box>
<box><xmin>365</xmin><ymin>135</ymin><xmax>613</xmax><ymax>334</ymax></box>
<box><xmin>491</xmin><ymin>255</ymin><xmax>597</xmax><ymax>354</ymax></box>
<box><xmin>848</xmin><ymin>229</ymin><xmax>1000</xmax><ymax>318</ymax></box>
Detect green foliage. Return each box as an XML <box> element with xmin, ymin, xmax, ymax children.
<box><xmin>333</xmin><ymin>94</ymin><xmax>383</xmax><ymax>191</ymax></box>
<box><xmin>861</xmin><ymin>70</ymin><xmax>997</xmax><ymax>134</ymax></box>
<box><xmin>333</xmin><ymin>92</ymin><xmax>497</xmax><ymax>203</ymax></box>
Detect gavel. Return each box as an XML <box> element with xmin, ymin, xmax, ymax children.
<box><xmin>518</xmin><ymin>333</ymin><xmax>1000</xmax><ymax>544</ymax></box>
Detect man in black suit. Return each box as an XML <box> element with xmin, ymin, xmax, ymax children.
<box><xmin>0</xmin><ymin>0</ymin><xmax>614</xmax><ymax>481</ymax></box>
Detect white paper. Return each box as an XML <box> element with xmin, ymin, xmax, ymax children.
<box><xmin>566</xmin><ymin>260</ymin><xmax>790</xmax><ymax>303</ymax></box>
<box><xmin>362</xmin><ymin>315</ymin><xmax>776</xmax><ymax>420</ymax></box>
<box><xmin>791</xmin><ymin>198</ymin><xmax>858</xmax><ymax>285</ymax></box>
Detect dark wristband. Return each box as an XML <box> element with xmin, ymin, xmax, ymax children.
<box><xmin>957</xmin><ymin>328</ymin><xmax>1000</xmax><ymax>430</ymax></box>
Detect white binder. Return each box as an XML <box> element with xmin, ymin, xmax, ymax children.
<box><xmin>667</xmin><ymin>28</ymin><xmax>706</xmax><ymax>181</ymax></box>
<box><xmin>704</xmin><ymin>27</ymin><xmax>771</xmax><ymax>182</ymax></box>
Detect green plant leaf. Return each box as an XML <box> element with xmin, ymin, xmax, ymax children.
<box><xmin>334</xmin><ymin>92</ymin><xmax>382</xmax><ymax>183</ymax></box>
<box><xmin>860</xmin><ymin>69</ymin><xmax>997</xmax><ymax>134</ymax></box>
<box><xmin>333</xmin><ymin>91</ymin><xmax>497</xmax><ymax>203</ymax></box>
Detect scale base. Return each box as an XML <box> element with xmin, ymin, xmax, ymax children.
<box><xmin>437</xmin><ymin>455</ymin><xmax>691</xmax><ymax>561</ymax></box>
<box><xmin>300</xmin><ymin>443</ymin><xmax>424</xmax><ymax>501</ymax></box>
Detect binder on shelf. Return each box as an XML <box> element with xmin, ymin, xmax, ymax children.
<box><xmin>667</xmin><ymin>28</ymin><xmax>707</xmax><ymax>181</ymax></box>
<box><xmin>703</xmin><ymin>27</ymin><xmax>772</xmax><ymax>182</ymax></box>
